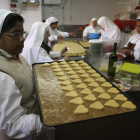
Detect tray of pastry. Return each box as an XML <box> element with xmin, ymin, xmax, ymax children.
<box><xmin>53</xmin><ymin>40</ymin><xmax>86</xmax><ymax>56</ymax></box>
<box><xmin>32</xmin><ymin>60</ymin><xmax>140</xmax><ymax>127</ymax></box>
<box><xmin>79</xmin><ymin>41</ymin><xmax>89</xmax><ymax>48</ymax></box>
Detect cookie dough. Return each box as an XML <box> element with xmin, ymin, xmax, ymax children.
<box><xmin>53</xmin><ymin>68</ymin><xmax>62</xmax><ymax>72</ymax></box>
<box><xmin>76</xmin><ymin>83</ymin><xmax>87</xmax><ymax>89</ymax></box>
<box><xmin>42</xmin><ymin>63</ymin><xmax>50</xmax><ymax>67</ymax></box>
<box><xmin>71</xmin><ymin>79</ymin><xmax>82</xmax><ymax>84</ymax></box>
<box><xmin>65</xmin><ymin>91</ymin><xmax>78</xmax><ymax>97</ymax></box>
<box><xmin>55</xmin><ymin>72</ymin><xmax>65</xmax><ymax>76</ymax></box>
<box><xmin>93</xmin><ymin>87</ymin><xmax>105</xmax><ymax>93</ymax></box>
<box><xmin>83</xmin><ymin>94</ymin><xmax>97</xmax><ymax>101</ymax></box>
<box><xmin>87</xmin><ymin>69</ymin><xmax>96</xmax><ymax>74</ymax></box>
<box><xmin>121</xmin><ymin>101</ymin><xmax>136</xmax><ymax>110</ymax></box>
<box><xmin>107</xmin><ymin>88</ymin><xmax>119</xmax><ymax>94</ymax></box>
<box><xmin>77</xmin><ymin>70</ymin><xmax>86</xmax><ymax>74</ymax></box>
<box><xmin>98</xmin><ymin>93</ymin><xmax>111</xmax><ymax>100</ymax></box>
<box><xmin>80</xmin><ymin>74</ymin><xmax>90</xmax><ymax>78</ymax></box>
<box><xmin>95</xmin><ymin>77</ymin><xmax>106</xmax><ymax>82</ymax></box>
<box><xmin>60</xmin><ymin>80</ymin><xmax>71</xmax><ymax>86</ymax></box>
<box><xmin>69</xmin><ymin>75</ymin><xmax>79</xmax><ymax>79</ymax></box>
<box><xmin>104</xmin><ymin>99</ymin><xmax>119</xmax><ymax>108</ymax></box>
<box><xmin>69</xmin><ymin>97</ymin><xmax>84</xmax><ymax>105</ymax></box>
<box><xmin>84</xmin><ymin>78</ymin><xmax>94</xmax><ymax>83</ymax></box>
<box><xmin>90</xmin><ymin>101</ymin><xmax>104</xmax><ymax>110</ymax></box>
<box><xmin>74</xmin><ymin>105</ymin><xmax>89</xmax><ymax>114</ymax></box>
<box><xmin>91</xmin><ymin>73</ymin><xmax>101</xmax><ymax>78</ymax></box>
<box><xmin>80</xmin><ymin>88</ymin><xmax>92</xmax><ymax>94</ymax></box>
<box><xmin>101</xmin><ymin>82</ymin><xmax>112</xmax><ymax>88</ymax></box>
<box><xmin>114</xmin><ymin>94</ymin><xmax>127</xmax><ymax>101</ymax></box>
<box><xmin>66</xmin><ymin>71</ymin><xmax>76</xmax><ymax>75</ymax></box>
<box><xmin>58</xmin><ymin>76</ymin><xmax>68</xmax><ymax>81</ymax></box>
<box><xmin>62</xmin><ymin>85</ymin><xmax>74</xmax><ymax>91</ymax></box>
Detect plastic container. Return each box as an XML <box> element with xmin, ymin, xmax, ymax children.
<box><xmin>89</xmin><ymin>39</ymin><xmax>103</xmax><ymax>52</ymax></box>
<box><xmin>102</xmin><ymin>38</ymin><xmax>119</xmax><ymax>53</ymax></box>
<box><xmin>89</xmin><ymin>33</ymin><xmax>100</xmax><ymax>39</ymax></box>
<box><xmin>119</xmin><ymin>62</ymin><xmax>140</xmax><ymax>78</ymax></box>
<box><xmin>100</xmin><ymin>59</ymin><xmax>122</xmax><ymax>73</ymax></box>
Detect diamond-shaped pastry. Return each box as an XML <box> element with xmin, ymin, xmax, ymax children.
<box><xmin>51</xmin><ymin>65</ymin><xmax>60</xmax><ymax>69</ymax></box>
<box><xmin>93</xmin><ymin>87</ymin><xmax>105</xmax><ymax>93</ymax></box>
<box><xmin>84</xmin><ymin>78</ymin><xmax>94</xmax><ymax>83</ymax></box>
<box><xmin>87</xmin><ymin>69</ymin><xmax>96</xmax><ymax>74</ymax></box>
<box><xmin>60</xmin><ymin>80</ymin><xmax>71</xmax><ymax>85</ymax></box>
<box><xmin>77</xmin><ymin>60</ymin><xmax>85</xmax><ymax>64</ymax></box>
<box><xmin>61</xmin><ymin>65</ymin><xmax>69</xmax><ymax>68</ymax></box>
<box><xmin>66</xmin><ymin>71</ymin><xmax>76</xmax><ymax>75</ymax></box>
<box><xmin>83</xmin><ymin>66</ymin><xmax>91</xmax><ymax>70</ymax></box>
<box><xmin>69</xmin><ymin>97</ymin><xmax>84</xmax><ymax>105</ymax></box>
<box><xmin>69</xmin><ymin>75</ymin><xmax>79</xmax><ymax>79</ymax></box>
<box><xmin>83</xmin><ymin>94</ymin><xmax>97</xmax><ymax>101</ymax></box>
<box><xmin>114</xmin><ymin>94</ymin><xmax>127</xmax><ymax>101</ymax></box>
<box><xmin>62</xmin><ymin>85</ymin><xmax>74</xmax><ymax>91</ymax></box>
<box><xmin>90</xmin><ymin>101</ymin><xmax>104</xmax><ymax>110</ymax></box>
<box><xmin>91</xmin><ymin>73</ymin><xmax>101</xmax><ymax>77</ymax></box>
<box><xmin>59</xmin><ymin>61</ymin><xmax>67</xmax><ymax>65</ymax></box>
<box><xmin>98</xmin><ymin>93</ymin><xmax>111</xmax><ymax>100</ymax></box>
<box><xmin>101</xmin><ymin>82</ymin><xmax>112</xmax><ymax>88</ymax></box>
<box><xmin>95</xmin><ymin>77</ymin><xmax>106</xmax><ymax>82</ymax></box>
<box><xmin>71</xmin><ymin>64</ymin><xmax>79</xmax><ymax>67</ymax></box>
<box><xmin>74</xmin><ymin>105</ymin><xmax>89</xmax><ymax>114</ymax></box>
<box><xmin>88</xmin><ymin>82</ymin><xmax>99</xmax><ymax>87</ymax></box>
<box><xmin>80</xmin><ymin>88</ymin><xmax>92</xmax><ymax>94</ymax></box>
<box><xmin>58</xmin><ymin>76</ymin><xmax>68</xmax><ymax>81</ymax></box>
<box><xmin>42</xmin><ymin>63</ymin><xmax>50</xmax><ymax>67</ymax></box>
<box><xmin>77</xmin><ymin>70</ymin><xmax>86</xmax><ymax>74</ymax></box>
<box><xmin>121</xmin><ymin>101</ymin><xmax>136</xmax><ymax>110</ymax></box>
<box><xmin>80</xmin><ymin>63</ymin><xmax>88</xmax><ymax>66</ymax></box>
<box><xmin>53</xmin><ymin>68</ymin><xmax>62</xmax><ymax>72</ymax></box>
<box><xmin>50</xmin><ymin>62</ymin><xmax>58</xmax><ymax>65</ymax></box>
<box><xmin>107</xmin><ymin>88</ymin><xmax>119</xmax><ymax>94</ymax></box>
<box><xmin>71</xmin><ymin>79</ymin><xmax>82</xmax><ymax>84</ymax></box>
<box><xmin>65</xmin><ymin>91</ymin><xmax>78</xmax><ymax>97</ymax></box>
<box><xmin>76</xmin><ymin>83</ymin><xmax>87</xmax><ymax>89</ymax></box>
<box><xmin>80</xmin><ymin>74</ymin><xmax>90</xmax><ymax>78</ymax></box>
<box><xmin>68</xmin><ymin>61</ymin><xmax>76</xmax><ymax>64</ymax></box>
<box><xmin>55</xmin><ymin>72</ymin><xmax>64</xmax><ymax>76</ymax></box>
<box><xmin>104</xmin><ymin>99</ymin><xmax>119</xmax><ymax>108</ymax></box>
<box><xmin>73</xmin><ymin>66</ymin><xmax>82</xmax><ymax>70</ymax></box>
<box><xmin>63</xmin><ymin>68</ymin><xmax>72</xmax><ymax>71</ymax></box>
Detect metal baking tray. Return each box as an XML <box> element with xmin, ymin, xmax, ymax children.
<box><xmin>32</xmin><ymin>59</ymin><xmax>140</xmax><ymax>128</ymax></box>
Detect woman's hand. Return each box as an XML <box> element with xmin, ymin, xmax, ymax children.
<box><xmin>58</xmin><ymin>36</ymin><xmax>63</xmax><ymax>40</ymax></box>
<box><xmin>120</xmin><ymin>47</ymin><xmax>127</xmax><ymax>50</ymax></box>
<box><xmin>64</xmin><ymin>56</ymin><xmax>70</xmax><ymax>61</ymax></box>
<box><xmin>119</xmin><ymin>49</ymin><xmax>131</xmax><ymax>56</ymax></box>
<box><xmin>69</xmin><ymin>33</ymin><xmax>77</xmax><ymax>37</ymax></box>
<box><xmin>61</xmin><ymin>46</ymin><xmax>68</xmax><ymax>55</ymax></box>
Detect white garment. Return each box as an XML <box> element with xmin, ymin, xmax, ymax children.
<box><xmin>124</xmin><ymin>33</ymin><xmax>140</xmax><ymax>61</ymax></box>
<box><xmin>21</xmin><ymin>22</ymin><xmax>61</xmax><ymax>67</ymax></box>
<box><xmin>45</xmin><ymin>17</ymin><xmax>69</xmax><ymax>45</ymax></box>
<box><xmin>83</xmin><ymin>25</ymin><xmax>101</xmax><ymax>38</ymax></box>
<box><xmin>0</xmin><ymin>72</ymin><xmax>42</xmax><ymax>139</ymax></box>
<box><xmin>97</xmin><ymin>16</ymin><xmax>121</xmax><ymax>43</ymax></box>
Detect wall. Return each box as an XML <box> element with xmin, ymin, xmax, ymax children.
<box><xmin>43</xmin><ymin>0</ymin><xmax>139</xmax><ymax>25</ymax></box>
<box><xmin>0</xmin><ymin>0</ymin><xmax>43</xmax><ymax>32</ymax></box>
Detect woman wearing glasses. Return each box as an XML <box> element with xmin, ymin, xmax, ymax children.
<box><xmin>0</xmin><ymin>9</ymin><xmax>53</xmax><ymax>140</ymax></box>
<box><xmin>21</xmin><ymin>22</ymin><xmax>69</xmax><ymax>67</ymax></box>
<box><xmin>119</xmin><ymin>19</ymin><xmax>140</xmax><ymax>61</ymax></box>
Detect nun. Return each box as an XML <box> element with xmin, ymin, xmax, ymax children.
<box><xmin>0</xmin><ymin>9</ymin><xmax>53</xmax><ymax>140</ymax></box>
<box><xmin>45</xmin><ymin>17</ymin><xmax>76</xmax><ymax>46</ymax></box>
<box><xmin>83</xmin><ymin>18</ymin><xmax>101</xmax><ymax>38</ymax></box>
<box><xmin>97</xmin><ymin>16</ymin><xmax>121</xmax><ymax>43</ymax></box>
<box><xmin>21</xmin><ymin>22</ymin><xmax>69</xmax><ymax>67</ymax></box>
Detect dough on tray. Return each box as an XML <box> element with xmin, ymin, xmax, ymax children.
<box><xmin>90</xmin><ymin>101</ymin><xmax>104</xmax><ymax>110</ymax></box>
<box><xmin>74</xmin><ymin>105</ymin><xmax>89</xmax><ymax>114</ymax></box>
<box><xmin>121</xmin><ymin>101</ymin><xmax>136</xmax><ymax>110</ymax></box>
<box><xmin>42</xmin><ymin>63</ymin><xmax>50</xmax><ymax>67</ymax></box>
<box><xmin>80</xmin><ymin>88</ymin><xmax>92</xmax><ymax>94</ymax></box>
<box><xmin>104</xmin><ymin>99</ymin><xmax>119</xmax><ymax>108</ymax></box>
<box><xmin>69</xmin><ymin>97</ymin><xmax>84</xmax><ymax>105</ymax></box>
<box><xmin>65</xmin><ymin>91</ymin><xmax>78</xmax><ymax>97</ymax></box>
<box><xmin>83</xmin><ymin>94</ymin><xmax>97</xmax><ymax>101</ymax></box>
<box><xmin>98</xmin><ymin>93</ymin><xmax>111</xmax><ymax>100</ymax></box>
<box><xmin>60</xmin><ymin>80</ymin><xmax>71</xmax><ymax>86</ymax></box>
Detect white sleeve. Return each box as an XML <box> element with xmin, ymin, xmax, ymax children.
<box><xmin>0</xmin><ymin>72</ymin><xmax>42</xmax><ymax>139</ymax></box>
<box><xmin>123</xmin><ymin>35</ymin><xmax>135</xmax><ymax>47</ymax></box>
<box><xmin>134</xmin><ymin>50</ymin><xmax>140</xmax><ymax>61</ymax></box>
<box><xmin>37</xmin><ymin>47</ymin><xmax>53</xmax><ymax>62</ymax></box>
<box><xmin>49</xmin><ymin>51</ymin><xmax>61</xmax><ymax>58</ymax></box>
<box><xmin>83</xmin><ymin>27</ymin><xmax>89</xmax><ymax>38</ymax></box>
<box><xmin>56</xmin><ymin>30</ymin><xmax>69</xmax><ymax>38</ymax></box>
<box><xmin>48</xmin><ymin>35</ymin><xmax>58</xmax><ymax>42</ymax></box>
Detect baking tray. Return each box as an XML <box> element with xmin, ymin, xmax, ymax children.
<box><xmin>32</xmin><ymin>60</ymin><xmax>140</xmax><ymax>128</ymax></box>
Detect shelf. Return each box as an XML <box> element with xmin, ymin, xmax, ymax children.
<box><xmin>22</xmin><ymin>3</ymin><xmax>39</xmax><ymax>6</ymax></box>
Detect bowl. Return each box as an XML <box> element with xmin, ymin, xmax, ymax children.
<box><xmin>89</xmin><ymin>33</ymin><xmax>100</xmax><ymax>39</ymax></box>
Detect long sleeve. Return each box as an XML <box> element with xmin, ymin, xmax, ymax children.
<box><xmin>134</xmin><ymin>51</ymin><xmax>140</xmax><ymax>61</ymax></box>
<box><xmin>0</xmin><ymin>72</ymin><xmax>42</xmax><ymax>139</ymax></box>
<box><xmin>49</xmin><ymin>51</ymin><xmax>61</xmax><ymax>58</ymax></box>
<box><xmin>56</xmin><ymin>30</ymin><xmax>69</xmax><ymax>38</ymax></box>
<box><xmin>37</xmin><ymin>47</ymin><xmax>53</xmax><ymax>62</ymax></box>
<box><xmin>83</xmin><ymin>27</ymin><xmax>89</xmax><ymax>38</ymax></box>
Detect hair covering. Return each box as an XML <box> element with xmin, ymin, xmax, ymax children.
<box><xmin>45</xmin><ymin>17</ymin><xmax>58</xmax><ymax>25</ymax></box>
<box><xmin>97</xmin><ymin>16</ymin><xmax>121</xmax><ymax>42</ymax></box>
<box><xmin>137</xmin><ymin>16</ymin><xmax>140</xmax><ymax>20</ymax></box>
<box><xmin>90</xmin><ymin>18</ymin><xmax>97</xmax><ymax>26</ymax></box>
<box><xmin>0</xmin><ymin>9</ymin><xmax>12</xmax><ymax>33</ymax></box>
<box><xmin>21</xmin><ymin>22</ymin><xmax>49</xmax><ymax>66</ymax></box>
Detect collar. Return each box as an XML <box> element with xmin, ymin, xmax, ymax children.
<box><xmin>0</xmin><ymin>49</ymin><xmax>21</xmax><ymax>63</ymax></box>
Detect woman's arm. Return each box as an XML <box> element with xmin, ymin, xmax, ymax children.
<box><xmin>0</xmin><ymin>72</ymin><xmax>42</xmax><ymax>139</ymax></box>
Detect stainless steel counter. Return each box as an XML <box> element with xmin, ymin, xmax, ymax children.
<box><xmin>61</xmin><ymin>38</ymin><xmax>140</xmax><ymax>91</ymax></box>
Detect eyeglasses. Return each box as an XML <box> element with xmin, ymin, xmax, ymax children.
<box><xmin>135</xmin><ymin>25</ymin><xmax>140</xmax><ymax>28</ymax></box>
<box><xmin>2</xmin><ymin>32</ymin><xmax>26</xmax><ymax>40</ymax></box>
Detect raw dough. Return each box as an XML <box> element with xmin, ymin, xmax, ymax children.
<box><xmin>55</xmin><ymin>72</ymin><xmax>64</xmax><ymax>76</ymax></box>
<box><xmin>71</xmin><ymin>79</ymin><xmax>82</xmax><ymax>84</ymax></box>
<box><xmin>80</xmin><ymin>63</ymin><xmax>88</xmax><ymax>66</ymax></box>
<box><xmin>71</xmin><ymin>64</ymin><xmax>79</xmax><ymax>67</ymax></box>
<box><xmin>69</xmin><ymin>75</ymin><xmax>79</xmax><ymax>79</ymax></box>
<box><xmin>91</xmin><ymin>73</ymin><xmax>101</xmax><ymax>78</ymax></box>
<box><xmin>53</xmin><ymin>41</ymin><xmax>86</xmax><ymax>56</ymax></box>
<box><xmin>77</xmin><ymin>70</ymin><xmax>86</xmax><ymax>74</ymax></box>
<box><xmin>60</xmin><ymin>80</ymin><xmax>71</xmax><ymax>86</ymax></box>
<box><xmin>63</xmin><ymin>68</ymin><xmax>72</xmax><ymax>71</ymax></box>
<box><xmin>42</xmin><ymin>63</ymin><xmax>50</xmax><ymax>67</ymax></box>
<box><xmin>51</xmin><ymin>65</ymin><xmax>60</xmax><ymax>69</ymax></box>
<box><xmin>77</xmin><ymin>60</ymin><xmax>85</xmax><ymax>64</ymax></box>
<box><xmin>83</xmin><ymin>94</ymin><xmax>97</xmax><ymax>101</ymax></box>
<box><xmin>76</xmin><ymin>83</ymin><xmax>87</xmax><ymax>89</ymax></box>
<box><xmin>93</xmin><ymin>87</ymin><xmax>105</xmax><ymax>93</ymax></box>
<box><xmin>121</xmin><ymin>101</ymin><xmax>136</xmax><ymax>110</ymax></box>
<box><xmin>107</xmin><ymin>88</ymin><xmax>119</xmax><ymax>94</ymax></box>
<box><xmin>80</xmin><ymin>74</ymin><xmax>90</xmax><ymax>78</ymax></box>
<box><xmin>80</xmin><ymin>88</ymin><xmax>92</xmax><ymax>94</ymax></box>
<box><xmin>87</xmin><ymin>69</ymin><xmax>96</xmax><ymax>74</ymax></box>
<box><xmin>62</xmin><ymin>85</ymin><xmax>74</xmax><ymax>91</ymax></box>
<box><xmin>114</xmin><ymin>94</ymin><xmax>127</xmax><ymax>101</ymax></box>
<box><xmin>68</xmin><ymin>61</ymin><xmax>76</xmax><ymax>64</ymax></box>
<box><xmin>104</xmin><ymin>99</ymin><xmax>119</xmax><ymax>108</ymax></box>
<box><xmin>90</xmin><ymin>101</ymin><xmax>104</xmax><ymax>110</ymax></box>
<box><xmin>59</xmin><ymin>61</ymin><xmax>67</xmax><ymax>65</ymax></box>
<box><xmin>74</xmin><ymin>105</ymin><xmax>89</xmax><ymax>114</ymax></box>
<box><xmin>95</xmin><ymin>77</ymin><xmax>106</xmax><ymax>82</ymax></box>
<box><xmin>84</xmin><ymin>78</ymin><xmax>94</xmax><ymax>83</ymax></box>
<box><xmin>66</xmin><ymin>71</ymin><xmax>76</xmax><ymax>75</ymax></box>
<box><xmin>73</xmin><ymin>66</ymin><xmax>83</xmax><ymax>70</ymax></box>
<box><xmin>88</xmin><ymin>82</ymin><xmax>99</xmax><ymax>87</ymax></box>
<box><xmin>98</xmin><ymin>93</ymin><xmax>111</xmax><ymax>100</ymax></box>
<box><xmin>50</xmin><ymin>62</ymin><xmax>58</xmax><ymax>65</ymax></box>
<box><xmin>69</xmin><ymin>97</ymin><xmax>84</xmax><ymax>105</ymax></box>
<box><xmin>53</xmin><ymin>68</ymin><xmax>62</xmax><ymax>72</ymax></box>
<box><xmin>83</xmin><ymin>66</ymin><xmax>91</xmax><ymax>70</ymax></box>
<box><xmin>61</xmin><ymin>65</ymin><xmax>69</xmax><ymax>68</ymax></box>
<box><xmin>65</xmin><ymin>91</ymin><xmax>78</xmax><ymax>97</ymax></box>
<box><xmin>58</xmin><ymin>76</ymin><xmax>68</xmax><ymax>81</ymax></box>
<box><xmin>101</xmin><ymin>82</ymin><xmax>112</xmax><ymax>88</ymax></box>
